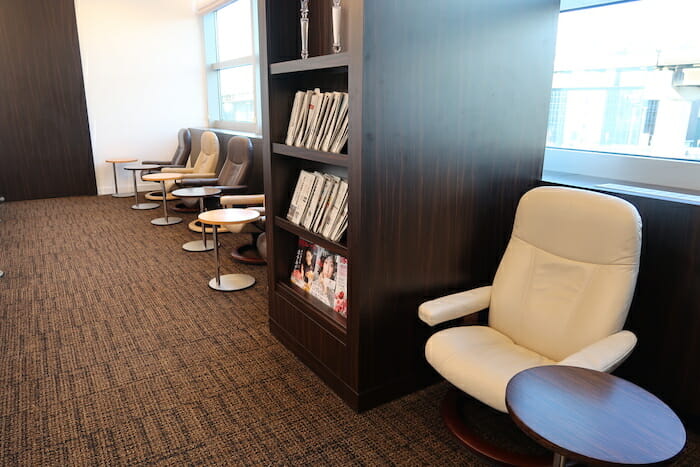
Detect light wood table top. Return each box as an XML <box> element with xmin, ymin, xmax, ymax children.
<box><xmin>198</xmin><ymin>208</ymin><xmax>260</xmax><ymax>226</ymax></box>
<box><xmin>506</xmin><ymin>365</ymin><xmax>686</xmax><ymax>465</ymax></box>
<box><xmin>106</xmin><ymin>158</ymin><xmax>138</xmax><ymax>163</ymax></box>
<box><xmin>142</xmin><ymin>173</ymin><xmax>183</xmax><ymax>182</ymax></box>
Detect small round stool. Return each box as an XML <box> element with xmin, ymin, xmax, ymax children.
<box><xmin>124</xmin><ymin>164</ymin><xmax>161</xmax><ymax>210</ymax></box>
<box><xmin>172</xmin><ymin>187</ymin><xmax>222</xmax><ymax>252</ymax></box>
<box><xmin>106</xmin><ymin>159</ymin><xmax>137</xmax><ymax>197</ymax></box>
<box><xmin>142</xmin><ymin>173</ymin><xmax>183</xmax><ymax>225</ymax></box>
<box><xmin>198</xmin><ymin>208</ymin><xmax>260</xmax><ymax>292</ymax></box>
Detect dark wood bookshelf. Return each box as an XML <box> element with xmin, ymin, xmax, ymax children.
<box><xmin>276</xmin><ymin>281</ymin><xmax>347</xmax><ymax>339</ymax></box>
<box><xmin>272</xmin><ymin>143</ymin><xmax>348</xmax><ymax>167</ymax></box>
<box><xmin>274</xmin><ymin>216</ymin><xmax>348</xmax><ymax>256</ymax></box>
<box><xmin>259</xmin><ymin>0</ymin><xmax>559</xmax><ymax>411</ymax></box>
<box><xmin>270</xmin><ymin>53</ymin><xmax>350</xmax><ymax>75</ymax></box>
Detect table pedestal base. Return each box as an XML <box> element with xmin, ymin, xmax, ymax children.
<box><xmin>112</xmin><ymin>192</ymin><xmax>133</xmax><ymax>198</ymax></box>
<box><xmin>209</xmin><ymin>274</ymin><xmax>255</xmax><ymax>292</ymax></box>
<box><xmin>183</xmin><ymin>240</ymin><xmax>214</xmax><ymax>252</ymax></box>
<box><xmin>131</xmin><ymin>202</ymin><xmax>159</xmax><ymax>210</ymax></box>
<box><xmin>151</xmin><ymin>217</ymin><xmax>182</xmax><ymax>226</ymax></box>
<box><xmin>552</xmin><ymin>453</ymin><xmax>566</xmax><ymax>467</ymax></box>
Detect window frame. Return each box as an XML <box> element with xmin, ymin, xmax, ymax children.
<box><xmin>203</xmin><ymin>0</ymin><xmax>261</xmax><ymax>135</ymax></box>
<box><xmin>543</xmin><ymin>0</ymin><xmax>700</xmax><ymax>194</ymax></box>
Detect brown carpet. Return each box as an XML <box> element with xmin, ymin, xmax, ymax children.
<box><xmin>0</xmin><ymin>195</ymin><xmax>697</xmax><ymax>466</ymax></box>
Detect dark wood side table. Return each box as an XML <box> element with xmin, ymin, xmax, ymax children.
<box><xmin>171</xmin><ymin>187</ymin><xmax>222</xmax><ymax>252</ymax></box>
<box><xmin>506</xmin><ymin>365</ymin><xmax>686</xmax><ymax>466</ymax></box>
<box><xmin>124</xmin><ymin>164</ymin><xmax>161</xmax><ymax>210</ymax></box>
<box><xmin>105</xmin><ymin>158</ymin><xmax>138</xmax><ymax>197</ymax></box>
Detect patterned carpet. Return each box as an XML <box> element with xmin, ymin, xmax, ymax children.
<box><xmin>0</xmin><ymin>195</ymin><xmax>697</xmax><ymax>465</ymax></box>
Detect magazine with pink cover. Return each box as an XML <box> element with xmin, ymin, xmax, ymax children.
<box><xmin>290</xmin><ymin>238</ymin><xmax>316</xmax><ymax>292</ymax></box>
<box><xmin>333</xmin><ymin>255</ymin><xmax>348</xmax><ymax>318</ymax></box>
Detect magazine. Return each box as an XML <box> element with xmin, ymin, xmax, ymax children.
<box><xmin>309</xmin><ymin>247</ymin><xmax>336</xmax><ymax>307</ymax></box>
<box><xmin>333</xmin><ymin>256</ymin><xmax>348</xmax><ymax>318</ymax></box>
<box><xmin>290</xmin><ymin>239</ymin><xmax>348</xmax><ymax>318</ymax></box>
<box><xmin>289</xmin><ymin>238</ymin><xmax>316</xmax><ymax>292</ymax></box>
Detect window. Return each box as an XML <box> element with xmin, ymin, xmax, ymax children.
<box><xmin>543</xmin><ymin>0</ymin><xmax>700</xmax><ymax>193</ymax></box>
<box><xmin>203</xmin><ymin>0</ymin><xmax>260</xmax><ymax>133</ymax></box>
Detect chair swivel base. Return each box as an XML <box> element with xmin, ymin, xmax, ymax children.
<box><xmin>131</xmin><ymin>202</ymin><xmax>159</xmax><ymax>210</ymax></box>
<box><xmin>188</xmin><ymin>219</ymin><xmax>228</xmax><ymax>234</ymax></box>
<box><xmin>208</xmin><ymin>273</ymin><xmax>255</xmax><ymax>292</ymax></box>
<box><xmin>183</xmin><ymin>240</ymin><xmax>214</xmax><ymax>252</ymax></box>
<box><xmin>151</xmin><ymin>217</ymin><xmax>182</xmax><ymax>226</ymax></box>
<box><xmin>171</xmin><ymin>202</ymin><xmax>199</xmax><ymax>213</ymax></box>
<box><xmin>231</xmin><ymin>244</ymin><xmax>266</xmax><ymax>265</ymax></box>
<box><xmin>441</xmin><ymin>388</ymin><xmax>552</xmax><ymax>467</ymax></box>
<box><xmin>112</xmin><ymin>192</ymin><xmax>134</xmax><ymax>198</ymax></box>
<box><xmin>145</xmin><ymin>190</ymin><xmax>179</xmax><ymax>201</ymax></box>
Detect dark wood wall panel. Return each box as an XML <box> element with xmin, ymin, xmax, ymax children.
<box><xmin>0</xmin><ymin>0</ymin><xmax>96</xmax><ymax>201</ymax></box>
<box><xmin>540</xmin><ymin>182</ymin><xmax>700</xmax><ymax>424</ymax></box>
<box><xmin>357</xmin><ymin>0</ymin><xmax>559</xmax><ymax>392</ymax></box>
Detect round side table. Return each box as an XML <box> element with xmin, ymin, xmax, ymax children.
<box><xmin>124</xmin><ymin>164</ymin><xmax>161</xmax><ymax>210</ymax></box>
<box><xmin>106</xmin><ymin>159</ymin><xmax>138</xmax><ymax>198</ymax></box>
<box><xmin>141</xmin><ymin>173</ymin><xmax>183</xmax><ymax>225</ymax></box>
<box><xmin>171</xmin><ymin>187</ymin><xmax>222</xmax><ymax>252</ymax></box>
<box><xmin>198</xmin><ymin>208</ymin><xmax>260</xmax><ymax>292</ymax></box>
<box><xmin>506</xmin><ymin>365</ymin><xmax>686</xmax><ymax>466</ymax></box>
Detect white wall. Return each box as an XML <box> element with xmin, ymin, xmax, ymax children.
<box><xmin>74</xmin><ymin>0</ymin><xmax>207</xmax><ymax>195</ymax></box>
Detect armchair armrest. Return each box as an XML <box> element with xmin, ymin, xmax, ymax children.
<box><xmin>161</xmin><ymin>167</ymin><xmax>195</xmax><ymax>174</ymax></box>
<box><xmin>216</xmin><ymin>184</ymin><xmax>248</xmax><ymax>195</ymax></box>
<box><xmin>178</xmin><ymin>172</ymin><xmax>216</xmax><ymax>179</ymax></box>
<box><xmin>151</xmin><ymin>163</ymin><xmax>185</xmax><ymax>169</ymax></box>
<box><xmin>141</xmin><ymin>159</ymin><xmax>171</xmax><ymax>165</ymax></box>
<box><xmin>177</xmin><ymin>178</ymin><xmax>219</xmax><ymax>186</ymax></box>
<box><xmin>220</xmin><ymin>194</ymin><xmax>265</xmax><ymax>207</ymax></box>
<box><xmin>418</xmin><ymin>286</ymin><xmax>492</xmax><ymax>326</ymax></box>
<box><xmin>557</xmin><ymin>330</ymin><xmax>637</xmax><ymax>373</ymax></box>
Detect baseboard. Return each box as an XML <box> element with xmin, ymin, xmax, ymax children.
<box><xmin>97</xmin><ymin>182</ymin><xmax>160</xmax><ymax>196</ymax></box>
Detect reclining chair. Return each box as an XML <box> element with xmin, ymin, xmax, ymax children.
<box><xmin>144</xmin><ymin>131</ymin><xmax>220</xmax><ymax>201</ymax></box>
<box><xmin>419</xmin><ymin>186</ymin><xmax>642</xmax><ymax>464</ymax></box>
<box><xmin>140</xmin><ymin>128</ymin><xmax>191</xmax><ymax>177</ymax></box>
<box><xmin>173</xmin><ymin>136</ymin><xmax>253</xmax><ymax>212</ymax></box>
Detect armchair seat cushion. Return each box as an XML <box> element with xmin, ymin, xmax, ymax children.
<box><xmin>426</xmin><ymin>326</ymin><xmax>554</xmax><ymax>412</ymax></box>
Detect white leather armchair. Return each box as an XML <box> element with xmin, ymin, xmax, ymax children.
<box><xmin>420</xmin><ymin>186</ymin><xmax>642</xmax><ymax>414</ymax></box>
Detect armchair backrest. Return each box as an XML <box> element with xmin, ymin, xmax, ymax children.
<box><xmin>192</xmin><ymin>131</ymin><xmax>220</xmax><ymax>174</ymax></box>
<box><xmin>489</xmin><ymin>187</ymin><xmax>642</xmax><ymax>361</ymax></box>
<box><xmin>218</xmin><ymin>136</ymin><xmax>253</xmax><ymax>186</ymax></box>
<box><xmin>172</xmin><ymin>128</ymin><xmax>192</xmax><ymax>166</ymax></box>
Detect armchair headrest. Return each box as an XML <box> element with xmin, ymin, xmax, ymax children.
<box><xmin>172</xmin><ymin>128</ymin><xmax>192</xmax><ymax>165</ymax></box>
<box><xmin>201</xmin><ymin>131</ymin><xmax>219</xmax><ymax>157</ymax></box>
<box><xmin>513</xmin><ymin>187</ymin><xmax>641</xmax><ymax>265</ymax></box>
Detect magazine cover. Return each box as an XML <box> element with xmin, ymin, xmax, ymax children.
<box><xmin>333</xmin><ymin>255</ymin><xmax>348</xmax><ymax>318</ymax></box>
<box><xmin>290</xmin><ymin>239</ymin><xmax>315</xmax><ymax>292</ymax></box>
<box><xmin>309</xmin><ymin>248</ymin><xmax>336</xmax><ymax>307</ymax></box>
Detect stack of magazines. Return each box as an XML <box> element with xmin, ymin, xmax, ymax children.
<box><xmin>284</xmin><ymin>88</ymin><xmax>349</xmax><ymax>154</ymax></box>
<box><xmin>286</xmin><ymin>170</ymin><xmax>348</xmax><ymax>242</ymax></box>
<box><xmin>290</xmin><ymin>239</ymin><xmax>348</xmax><ymax>318</ymax></box>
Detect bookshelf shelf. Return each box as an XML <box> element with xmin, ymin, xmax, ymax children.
<box><xmin>275</xmin><ymin>216</ymin><xmax>348</xmax><ymax>256</ymax></box>
<box><xmin>276</xmin><ymin>281</ymin><xmax>347</xmax><ymax>339</ymax></box>
<box><xmin>270</xmin><ymin>53</ymin><xmax>350</xmax><ymax>75</ymax></box>
<box><xmin>272</xmin><ymin>143</ymin><xmax>348</xmax><ymax>167</ymax></box>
